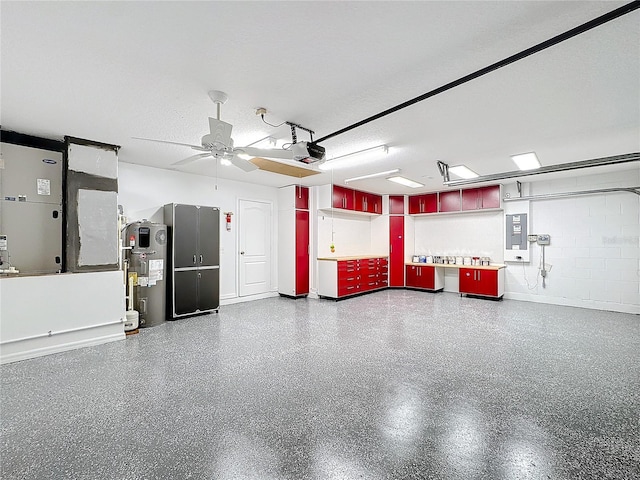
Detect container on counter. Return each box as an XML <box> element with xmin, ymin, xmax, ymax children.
<box><xmin>426</xmin><ymin>256</ymin><xmax>433</xmax><ymax>263</ymax></box>
<box><xmin>481</xmin><ymin>257</ymin><xmax>491</xmax><ymax>266</ymax></box>
<box><xmin>455</xmin><ymin>256</ymin><xmax>463</xmax><ymax>265</ymax></box>
<box><xmin>412</xmin><ymin>255</ymin><xmax>420</xmax><ymax>263</ymax></box>
<box><xmin>419</xmin><ymin>255</ymin><xmax>426</xmax><ymax>263</ymax></box>
<box><xmin>463</xmin><ymin>257</ymin><xmax>472</xmax><ymax>265</ymax></box>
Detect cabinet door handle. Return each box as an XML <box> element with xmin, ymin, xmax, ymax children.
<box><xmin>193</xmin><ymin>255</ymin><xmax>197</xmax><ymax>264</ymax></box>
<box><xmin>200</xmin><ymin>254</ymin><xmax>203</xmax><ymax>264</ymax></box>
<box><xmin>478</xmin><ymin>270</ymin><xmax>481</xmax><ymax>281</ymax></box>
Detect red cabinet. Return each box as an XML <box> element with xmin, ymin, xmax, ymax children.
<box><xmin>337</xmin><ymin>258</ymin><xmax>388</xmax><ymax>296</ymax></box>
<box><xmin>389</xmin><ymin>216</ymin><xmax>404</xmax><ymax>287</ymax></box>
<box><xmin>389</xmin><ymin>195</ymin><xmax>405</xmax><ymax>214</ymax></box>
<box><xmin>333</xmin><ymin>185</ymin><xmax>355</xmax><ymax>210</ymax></box>
<box><xmin>319</xmin><ymin>257</ymin><xmax>388</xmax><ymax>298</ymax></box>
<box><xmin>405</xmin><ymin>265</ymin><xmax>438</xmax><ymax>290</ymax></box>
<box><xmin>408</xmin><ymin>185</ymin><xmax>500</xmax><ymax>216</ymax></box>
<box><xmin>439</xmin><ymin>190</ymin><xmax>461</xmax><ymax>212</ymax></box>
<box><xmin>328</xmin><ymin>185</ymin><xmax>381</xmax><ymax>214</ymax></box>
<box><xmin>462</xmin><ymin>185</ymin><xmax>500</xmax><ymax>211</ymax></box>
<box><xmin>459</xmin><ymin>268</ymin><xmax>503</xmax><ymax>298</ymax></box>
<box><xmin>355</xmin><ymin>191</ymin><xmax>382</xmax><ymax>214</ymax></box>
<box><xmin>408</xmin><ymin>193</ymin><xmax>438</xmax><ymax>214</ymax></box>
<box><xmin>365</xmin><ymin>193</ymin><xmax>382</xmax><ymax>214</ymax></box>
<box><xmin>294</xmin><ymin>185</ymin><xmax>309</xmax><ymax>210</ymax></box>
<box><xmin>278</xmin><ymin>185</ymin><xmax>309</xmax><ymax>297</ymax></box>
<box><xmin>295</xmin><ymin>210</ymin><xmax>309</xmax><ymax>295</ymax></box>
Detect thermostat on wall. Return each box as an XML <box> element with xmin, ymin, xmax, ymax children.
<box><xmin>528</xmin><ymin>234</ymin><xmax>538</xmax><ymax>242</ymax></box>
<box><xmin>0</xmin><ymin>235</ymin><xmax>7</xmax><ymax>251</ymax></box>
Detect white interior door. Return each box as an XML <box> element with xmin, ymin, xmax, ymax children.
<box><xmin>238</xmin><ymin>199</ymin><xmax>272</xmax><ymax>296</ymax></box>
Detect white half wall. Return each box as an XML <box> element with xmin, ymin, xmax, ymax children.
<box><xmin>0</xmin><ymin>271</ymin><xmax>125</xmax><ymax>364</ymax></box>
<box><xmin>117</xmin><ymin>162</ymin><xmax>280</xmax><ymax>302</ymax></box>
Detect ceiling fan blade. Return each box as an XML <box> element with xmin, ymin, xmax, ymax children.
<box><xmin>236</xmin><ymin>146</ymin><xmax>294</xmax><ymax>160</ymax></box>
<box><xmin>229</xmin><ymin>155</ymin><xmax>259</xmax><ymax>172</ymax></box>
<box><xmin>133</xmin><ymin>136</ymin><xmax>207</xmax><ymax>151</ymax></box>
<box><xmin>171</xmin><ymin>153</ymin><xmax>211</xmax><ymax>166</ymax></box>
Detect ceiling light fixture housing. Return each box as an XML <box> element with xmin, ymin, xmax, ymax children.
<box><xmin>449</xmin><ymin>165</ymin><xmax>479</xmax><ymax>179</ymax></box>
<box><xmin>344</xmin><ymin>169</ymin><xmax>400</xmax><ymax>183</ymax></box>
<box><xmin>319</xmin><ymin>145</ymin><xmax>389</xmax><ymax>171</ymax></box>
<box><xmin>387</xmin><ymin>176</ymin><xmax>424</xmax><ymax>188</ymax></box>
<box><xmin>511</xmin><ymin>152</ymin><xmax>541</xmax><ymax>170</ymax></box>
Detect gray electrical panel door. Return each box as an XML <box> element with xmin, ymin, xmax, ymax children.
<box><xmin>0</xmin><ymin>142</ymin><xmax>63</xmax><ymax>274</ymax></box>
<box><xmin>506</xmin><ymin>213</ymin><xmax>528</xmax><ymax>250</ymax></box>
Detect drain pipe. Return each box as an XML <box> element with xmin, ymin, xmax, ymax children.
<box><xmin>503</xmin><ymin>186</ymin><xmax>640</xmax><ymax>202</ymax></box>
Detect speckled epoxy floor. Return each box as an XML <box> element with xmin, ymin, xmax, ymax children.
<box><xmin>1</xmin><ymin>290</ymin><xmax>639</xmax><ymax>479</ymax></box>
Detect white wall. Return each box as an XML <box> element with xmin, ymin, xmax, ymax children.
<box><xmin>413</xmin><ymin>211</ymin><xmax>504</xmax><ymax>261</ymax></box>
<box><xmin>118</xmin><ymin>162</ymin><xmax>280</xmax><ymax>302</ymax></box>
<box><xmin>411</xmin><ymin>210</ymin><xmax>504</xmax><ymax>292</ymax></box>
<box><xmin>503</xmin><ymin>167</ymin><xmax>639</xmax><ymax>314</ymax></box>
<box><xmin>0</xmin><ymin>271</ymin><xmax>125</xmax><ymax>364</ymax></box>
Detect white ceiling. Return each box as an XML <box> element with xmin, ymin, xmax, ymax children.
<box><xmin>1</xmin><ymin>1</ymin><xmax>638</xmax><ymax>193</ymax></box>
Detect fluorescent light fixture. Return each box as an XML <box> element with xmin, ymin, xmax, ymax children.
<box><xmin>511</xmin><ymin>152</ymin><xmax>541</xmax><ymax>170</ymax></box>
<box><xmin>449</xmin><ymin>165</ymin><xmax>479</xmax><ymax>179</ymax></box>
<box><xmin>344</xmin><ymin>169</ymin><xmax>400</xmax><ymax>183</ymax></box>
<box><xmin>220</xmin><ymin>158</ymin><xmax>233</xmax><ymax>166</ymax></box>
<box><xmin>387</xmin><ymin>176</ymin><xmax>424</xmax><ymax>188</ymax></box>
<box><xmin>319</xmin><ymin>145</ymin><xmax>389</xmax><ymax>171</ymax></box>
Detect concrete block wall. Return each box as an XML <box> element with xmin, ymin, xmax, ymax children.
<box><xmin>504</xmin><ymin>167</ymin><xmax>639</xmax><ymax>314</ymax></box>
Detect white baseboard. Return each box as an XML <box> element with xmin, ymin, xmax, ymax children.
<box><xmin>220</xmin><ymin>291</ymin><xmax>279</xmax><ymax>306</ymax></box>
<box><xmin>1</xmin><ymin>329</ymin><xmax>125</xmax><ymax>365</ymax></box>
<box><xmin>504</xmin><ymin>292</ymin><xmax>640</xmax><ymax>315</ymax></box>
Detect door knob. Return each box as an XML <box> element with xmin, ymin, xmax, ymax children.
<box><xmin>240</xmin><ymin>251</ymin><xmax>245</xmax><ymax>255</ymax></box>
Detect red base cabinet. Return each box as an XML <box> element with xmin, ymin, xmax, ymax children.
<box><xmin>319</xmin><ymin>257</ymin><xmax>388</xmax><ymax>299</ymax></box>
<box><xmin>405</xmin><ymin>264</ymin><xmax>444</xmax><ymax>291</ymax></box>
<box><xmin>459</xmin><ymin>267</ymin><xmax>504</xmax><ymax>298</ymax></box>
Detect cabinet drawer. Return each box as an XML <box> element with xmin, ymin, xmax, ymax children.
<box><xmin>338</xmin><ymin>284</ymin><xmax>360</xmax><ymax>296</ymax></box>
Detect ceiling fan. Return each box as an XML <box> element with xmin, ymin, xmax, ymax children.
<box><xmin>133</xmin><ymin>90</ymin><xmax>295</xmax><ymax>172</ymax></box>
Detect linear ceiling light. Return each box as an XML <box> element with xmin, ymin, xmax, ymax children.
<box><xmin>319</xmin><ymin>145</ymin><xmax>389</xmax><ymax>171</ymax></box>
<box><xmin>387</xmin><ymin>176</ymin><xmax>424</xmax><ymax>188</ymax></box>
<box><xmin>449</xmin><ymin>165</ymin><xmax>479</xmax><ymax>179</ymax></box>
<box><xmin>344</xmin><ymin>169</ymin><xmax>400</xmax><ymax>183</ymax></box>
<box><xmin>511</xmin><ymin>152</ymin><xmax>541</xmax><ymax>170</ymax></box>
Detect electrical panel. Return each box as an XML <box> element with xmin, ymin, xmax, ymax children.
<box><xmin>505</xmin><ymin>213</ymin><xmax>529</xmax><ymax>262</ymax></box>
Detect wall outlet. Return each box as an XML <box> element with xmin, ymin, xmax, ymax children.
<box><xmin>528</xmin><ymin>234</ymin><xmax>538</xmax><ymax>242</ymax></box>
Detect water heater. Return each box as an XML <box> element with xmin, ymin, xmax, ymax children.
<box><xmin>124</xmin><ymin>220</ymin><xmax>167</xmax><ymax>327</ymax></box>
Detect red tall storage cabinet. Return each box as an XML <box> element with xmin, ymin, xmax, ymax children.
<box><xmin>278</xmin><ymin>185</ymin><xmax>310</xmax><ymax>297</ymax></box>
<box><xmin>389</xmin><ymin>195</ymin><xmax>405</xmax><ymax>287</ymax></box>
